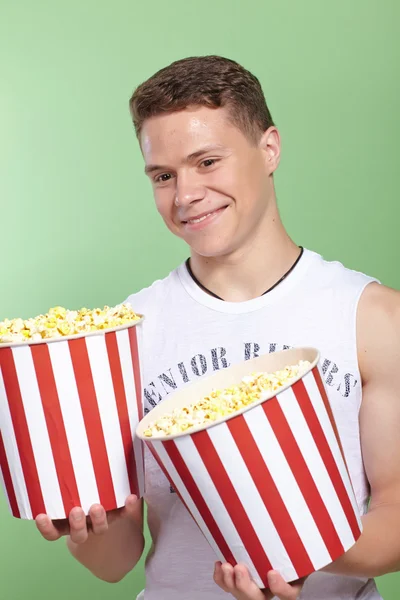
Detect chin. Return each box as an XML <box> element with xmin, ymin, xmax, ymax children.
<box><xmin>189</xmin><ymin>240</ymin><xmax>235</xmax><ymax>259</ymax></box>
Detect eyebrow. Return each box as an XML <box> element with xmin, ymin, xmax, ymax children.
<box><xmin>144</xmin><ymin>144</ymin><xmax>227</xmax><ymax>175</ymax></box>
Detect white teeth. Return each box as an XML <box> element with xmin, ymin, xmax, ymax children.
<box><xmin>188</xmin><ymin>212</ymin><xmax>212</xmax><ymax>224</ymax></box>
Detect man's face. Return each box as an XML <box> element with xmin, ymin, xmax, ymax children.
<box><xmin>141</xmin><ymin>106</ymin><xmax>279</xmax><ymax>258</ymax></box>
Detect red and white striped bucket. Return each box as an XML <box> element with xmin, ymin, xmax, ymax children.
<box><xmin>0</xmin><ymin>320</ymin><xmax>145</xmax><ymax>520</ymax></box>
<box><xmin>137</xmin><ymin>347</ymin><xmax>362</xmax><ymax>588</ymax></box>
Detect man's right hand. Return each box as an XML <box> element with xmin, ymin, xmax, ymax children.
<box><xmin>35</xmin><ymin>494</ymin><xmax>140</xmax><ymax>545</ymax></box>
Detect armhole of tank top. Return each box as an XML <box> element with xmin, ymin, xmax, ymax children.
<box><xmin>353</xmin><ymin>278</ymin><xmax>380</xmax><ymax>403</ymax></box>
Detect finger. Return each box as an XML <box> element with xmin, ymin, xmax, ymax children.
<box><xmin>221</xmin><ymin>562</ymin><xmax>236</xmax><ymax>591</ymax></box>
<box><xmin>124</xmin><ymin>494</ymin><xmax>139</xmax><ymax>516</ymax></box>
<box><xmin>267</xmin><ymin>571</ymin><xmax>301</xmax><ymax>599</ymax></box>
<box><xmin>234</xmin><ymin>564</ymin><xmax>268</xmax><ymax>599</ymax></box>
<box><xmin>68</xmin><ymin>507</ymin><xmax>88</xmax><ymax>544</ymax></box>
<box><xmin>35</xmin><ymin>514</ymin><xmax>63</xmax><ymax>541</ymax></box>
<box><xmin>88</xmin><ymin>504</ymin><xmax>108</xmax><ymax>536</ymax></box>
<box><xmin>213</xmin><ymin>562</ymin><xmax>231</xmax><ymax>593</ymax></box>
<box><xmin>106</xmin><ymin>494</ymin><xmax>138</xmax><ymax>525</ymax></box>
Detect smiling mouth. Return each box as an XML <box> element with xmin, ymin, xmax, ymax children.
<box><xmin>182</xmin><ymin>206</ymin><xmax>228</xmax><ymax>225</ymax></box>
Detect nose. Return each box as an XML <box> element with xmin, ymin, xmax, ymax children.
<box><xmin>175</xmin><ymin>171</ymin><xmax>206</xmax><ymax>207</ymax></box>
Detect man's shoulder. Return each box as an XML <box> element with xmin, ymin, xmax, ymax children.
<box><xmin>357</xmin><ymin>283</ymin><xmax>400</xmax><ymax>383</ymax></box>
<box><xmin>358</xmin><ymin>283</ymin><xmax>400</xmax><ymax>335</ymax></box>
<box><xmin>307</xmin><ymin>249</ymin><xmax>379</xmax><ymax>291</ymax></box>
<box><xmin>124</xmin><ymin>267</ymin><xmax>180</xmax><ymax>315</ymax></box>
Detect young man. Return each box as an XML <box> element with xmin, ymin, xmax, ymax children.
<box><xmin>36</xmin><ymin>56</ymin><xmax>400</xmax><ymax>600</ymax></box>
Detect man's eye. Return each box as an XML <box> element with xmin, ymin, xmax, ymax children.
<box><xmin>201</xmin><ymin>159</ymin><xmax>216</xmax><ymax>168</ymax></box>
<box><xmin>155</xmin><ymin>173</ymin><xmax>172</xmax><ymax>183</ymax></box>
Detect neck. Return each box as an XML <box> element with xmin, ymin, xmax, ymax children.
<box><xmin>189</xmin><ymin>203</ymin><xmax>300</xmax><ymax>302</ymax></box>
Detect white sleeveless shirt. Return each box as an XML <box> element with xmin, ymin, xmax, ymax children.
<box><xmin>127</xmin><ymin>248</ymin><xmax>382</xmax><ymax>600</ymax></box>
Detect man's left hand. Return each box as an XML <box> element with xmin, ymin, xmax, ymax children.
<box><xmin>214</xmin><ymin>561</ymin><xmax>305</xmax><ymax>600</ymax></box>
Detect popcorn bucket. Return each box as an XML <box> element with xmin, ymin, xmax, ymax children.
<box><xmin>0</xmin><ymin>320</ymin><xmax>145</xmax><ymax>520</ymax></box>
<box><xmin>136</xmin><ymin>347</ymin><xmax>362</xmax><ymax>588</ymax></box>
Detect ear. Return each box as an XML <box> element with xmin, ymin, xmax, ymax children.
<box><xmin>259</xmin><ymin>126</ymin><xmax>281</xmax><ymax>174</ymax></box>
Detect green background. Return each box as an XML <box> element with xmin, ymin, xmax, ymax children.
<box><xmin>0</xmin><ymin>1</ymin><xmax>399</xmax><ymax>598</ymax></box>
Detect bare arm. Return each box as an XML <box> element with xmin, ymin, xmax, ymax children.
<box><xmin>323</xmin><ymin>283</ymin><xmax>400</xmax><ymax>578</ymax></box>
<box><xmin>37</xmin><ymin>495</ymin><xmax>145</xmax><ymax>583</ymax></box>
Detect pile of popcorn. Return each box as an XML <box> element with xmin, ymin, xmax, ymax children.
<box><xmin>144</xmin><ymin>360</ymin><xmax>311</xmax><ymax>438</ymax></box>
<box><xmin>0</xmin><ymin>303</ymin><xmax>140</xmax><ymax>344</ymax></box>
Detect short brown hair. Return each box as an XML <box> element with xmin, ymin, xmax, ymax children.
<box><xmin>129</xmin><ymin>55</ymin><xmax>274</xmax><ymax>143</ymax></box>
